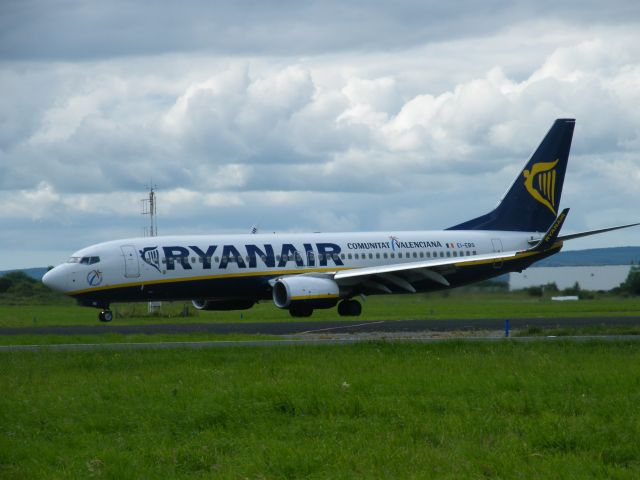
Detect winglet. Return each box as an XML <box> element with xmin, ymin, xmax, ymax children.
<box><xmin>530</xmin><ymin>208</ymin><xmax>570</xmax><ymax>251</ymax></box>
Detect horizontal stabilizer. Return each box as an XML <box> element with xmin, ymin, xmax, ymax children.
<box><xmin>557</xmin><ymin>222</ymin><xmax>640</xmax><ymax>242</ymax></box>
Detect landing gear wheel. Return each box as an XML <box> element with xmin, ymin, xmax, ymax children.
<box><xmin>99</xmin><ymin>310</ymin><xmax>113</xmax><ymax>322</ymax></box>
<box><xmin>289</xmin><ymin>306</ymin><xmax>313</xmax><ymax>318</ymax></box>
<box><xmin>338</xmin><ymin>299</ymin><xmax>362</xmax><ymax>317</ymax></box>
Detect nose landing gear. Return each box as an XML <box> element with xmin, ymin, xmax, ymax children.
<box><xmin>98</xmin><ymin>310</ymin><xmax>113</xmax><ymax>322</ymax></box>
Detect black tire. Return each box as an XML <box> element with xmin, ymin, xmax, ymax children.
<box><xmin>99</xmin><ymin>310</ymin><xmax>113</xmax><ymax>322</ymax></box>
<box><xmin>338</xmin><ymin>300</ymin><xmax>362</xmax><ymax>317</ymax></box>
<box><xmin>348</xmin><ymin>300</ymin><xmax>362</xmax><ymax>316</ymax></box>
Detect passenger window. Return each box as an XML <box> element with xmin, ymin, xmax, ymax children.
<box><xmin>440</xmin><ymin>252</ymin><xmax>444</xmax><ymax>258</ymax></box>
<box><xmin>348</xmin><ymin>253</ymin><xmax>352</xmax><ymax>260</ymax></box>
<box><xmin>376</xmin><ymin>253</ymin><xmax>380</xmax><ymax>259</ymax></box>
<box><xmin>222</xmin><ymin>256</ymin><xmax>228</xmax><ymax>262</ymax></box>
<box><xmin>472</xmin><ymin>251</ymin><xmax>477</xmax><ymax>255</ymax></box>
<box><xmin>453</xmin><ymin>251</ymin><xmax>457</xmax><ymax>257</ymax></box>
<box><xmin>419</xmin><ymin>252</ymin><xmax>424</xmax><ymax>258</ymax></box>
<box><xmin>261</xmin><ymin>255</ymin><xmax>267</xmax><ymax>262</ymax></box>
<box><xmin>162</xmin><ymin>258</ymin><xmax>166</xmax><ymax>264</ymax></box>
<box><xmin>340</xmin><ymin>253</ymin><xmax>345</xmax><ymax>260</ymax></box>
<box><xmin>333</xmin><ymin>253</ymin><xmax>340</xmax><ymax>261</ymax></box>
<box><xmin>446</xmin><ymin>251</ymin><xmax>451</xmax><ymax>257</ymax></box>
<box><xmin>276</xmin><ymin>255</ymin><xmax>281</xmax><ymax>262</ymax></box>
<box><xmin>383</xmin><ymin>253</ymin><xmax>388</xmax><ymax>259</ymax></box>
<box><xmin>413</xmin><ymin>252</ymin><xmax>417</xmax><ymax>258</ymax></box>
<box><xmin>398</xmin><ymin>253</ymin><xmax>402</xmax><ymax>259</ymax></box>
<box><xmin>369</xmin><ymin>253</ymin><xmax>373</xmax><ymax>259</ymax></box>
<box><xmin>215</xmin><ymin>257</ymin><xmax>219</xmax><ymax>263</ymax></box>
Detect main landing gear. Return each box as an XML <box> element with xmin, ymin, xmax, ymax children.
<box><xmin>337</xmin><ymin>299</ymin><xmax>362</xmax><ymax>317</ymax></box>
<box><xmin>98</xmin><ymin>309</ymin><xmax>113</xmax><ymax>322</ymax></box>
<box><xmin>288</xmin><ymin>299</ymin><xmax>363</xmax><ymax>318</ymax></box>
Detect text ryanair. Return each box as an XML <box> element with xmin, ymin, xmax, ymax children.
<box><xmin>143</xmin><ymin>243</ymin><xmax>345</xmax><ymax>271</ymax></box>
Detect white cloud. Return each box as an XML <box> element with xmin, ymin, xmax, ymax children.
<box><xmin>2</xmin><ymin>12</ymin><xmax>640</xmax><ymax>267</ymax></box>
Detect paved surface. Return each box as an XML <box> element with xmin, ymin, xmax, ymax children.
<box><xmin>2</xmin><ymin>316</ymin><xmax>640</xmax><ymax>336</ymax></box>
<box><xmin>2</xmin><ymin>334</ymin><xmax>640</xmax><ymax>352</ymax></box>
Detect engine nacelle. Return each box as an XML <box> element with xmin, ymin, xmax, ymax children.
<box><xmin>272</xmin><ymin>276</ymin><xmax>340</xmax><ymax>310</ymax></box>
<box><xmin>191</xmin><ymin>299</ymin><xmax>255</xmax><ymax>311</ymax></box>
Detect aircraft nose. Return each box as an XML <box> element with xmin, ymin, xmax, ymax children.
<box><xmin>42</xmin><ymin>267</ymin><xmax>66</xmax><ymax>293</ymax></box>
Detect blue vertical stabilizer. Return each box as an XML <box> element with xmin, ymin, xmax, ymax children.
<box><xmin>448</xmin><ymin>119</ymin><xmax>575</xmax><ymax>232</ymax></box>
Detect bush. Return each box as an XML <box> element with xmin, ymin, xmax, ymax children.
<box><xmin>526</xmin><ymin>286</ymin><xmax>543</xmax><ymax>297</ymax></box>
<box><xmin>620</xmin><ymin>267</ymin><xmax>640</xmax><ymax>296</ymax></box>
<box><xmin>562</xmin><ymin>282</ymin><xmax>581</xmax><ymax>296</ymax></box>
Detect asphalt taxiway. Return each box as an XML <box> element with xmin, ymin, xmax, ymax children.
<box><xmin>1</xmin><ymin>316</ymin><xmax>640</xmax><ymax>336</ymax></box>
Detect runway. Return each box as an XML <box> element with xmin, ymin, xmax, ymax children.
<box><xmin>2</xmin><ymin>316</ymin><xmax>640</xmax><ymax>336</ymax></box>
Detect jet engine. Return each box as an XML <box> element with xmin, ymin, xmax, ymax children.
<box><xmin>272</xmin><ymin>276</ymin><xmax>340</xmax><ymax>311</ymax></box>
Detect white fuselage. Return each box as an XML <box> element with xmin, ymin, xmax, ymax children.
<box><xmin>43</xmin><ymin>229</ymin><xmax>538</xmax><ymax>300</ymax></box>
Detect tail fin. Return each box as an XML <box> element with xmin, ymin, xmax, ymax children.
<box><xmin>448</xmin><ymin>119</ymin><xmax>575</xmax><ymax>232</ymax></box>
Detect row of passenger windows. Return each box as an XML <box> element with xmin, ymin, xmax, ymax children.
<box><xmin>161</xmin><ymin>250</ymin><xmax>478</xmax><ymax>265</ymax></box>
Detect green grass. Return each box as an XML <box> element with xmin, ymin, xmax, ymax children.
<box><xmin>1</xmin><ymin>292</ymin><xmax>640</xmax><ymax>328</ymax></box>
<box><xmin>0</xmin><ymin>333</ymin><xmax>281</xmax><ymax>346</ymax></box>
<box><xmin>1</xmin><ymin>341</ymin><xmax>640</xmax><ymax>478</ymax></box>
<box><xmin>517</xmin><ymin>324</ymin><xmax>640</xmax><ymax>337</ymax></box>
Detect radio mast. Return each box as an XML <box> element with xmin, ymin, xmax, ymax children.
<box><xmin>142</xmin><ymin>185</ymin><xmax>161</xmax><ymax>313</ymax></box>
<box><xmin>141</xmin><ymin>185</ymin><xmax>158</xmax><ymax>237</ymax></box>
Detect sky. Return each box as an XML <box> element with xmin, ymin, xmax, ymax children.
<box><xmin>1</xmin><ymin>0</ymin><xmax>640</xmax><ymax>269</ymax></box>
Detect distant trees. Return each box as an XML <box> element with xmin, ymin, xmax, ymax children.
<box><xmin>0</xmin><ymin>271</ymin><xmax>65</xmax><ymax>302</ymax></box>
<box><xmin>620</xmin><ymin>267</ymin><xmax>640</xmax><ymax>295</ymax></box>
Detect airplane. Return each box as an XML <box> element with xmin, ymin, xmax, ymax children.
<box><xmin>43</xmin><ymin>119</ymin><xmax>639</xmax><ymax>322</ymax></box>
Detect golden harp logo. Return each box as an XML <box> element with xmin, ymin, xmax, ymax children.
<box><xmin>522</xmin><ymin>159</ymin><xmax>559</xmax><ymax>216</ymax></box>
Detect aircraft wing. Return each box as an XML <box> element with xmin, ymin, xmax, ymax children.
<box><xmin>332</xmin><ymin>249</ymin><xmax>533</xmax><ymax>293</ymax></box>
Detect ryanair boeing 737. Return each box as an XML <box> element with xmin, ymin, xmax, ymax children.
<box><xmin>43</xmin><ymin>119</ymin><xmax>639</xmax><ymax>322</ymax></box>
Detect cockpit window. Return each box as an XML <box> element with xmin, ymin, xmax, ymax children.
<box><xmin>70</xmin><ymin>256</ymin><xmax>100</xmax><ymax>265</ymax></box>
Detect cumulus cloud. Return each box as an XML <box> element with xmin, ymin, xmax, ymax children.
<box><xmin>1</xmin><ymin>3</ymin><xmax>640</xmax><ymax>267</ymax></box>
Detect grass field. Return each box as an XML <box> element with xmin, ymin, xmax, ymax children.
<box><xmin>2</xmin><ymin>341</ymin><xmax>640</xmax><ymax>478</ymax></box>
<box><xmin>1</xmin><ymin>292</ymin><xmax>640</xmax><ymax>328</ymax></box>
